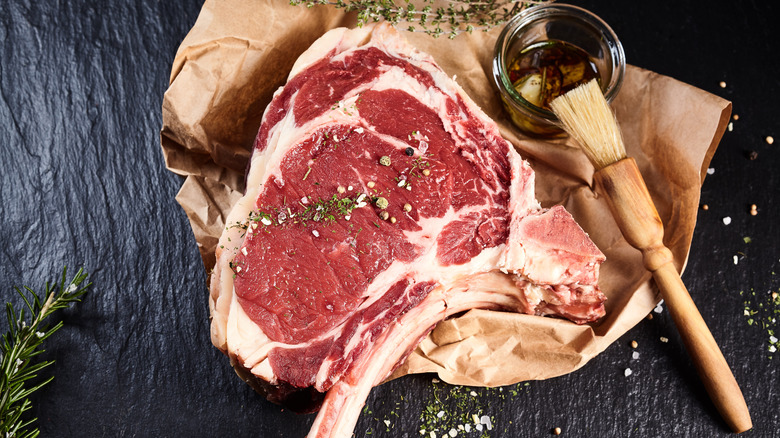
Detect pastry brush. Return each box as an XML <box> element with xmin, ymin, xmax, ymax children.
<box><xmin>550</xmin><ymin>80</ymin><xmax>752</xmax><ymax>433</ymax></box>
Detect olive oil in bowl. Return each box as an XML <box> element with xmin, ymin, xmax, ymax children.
<box><xmin>492</xmin><ymin>4</ymin><xmax>625</xmax><ymax>136</ymax></box>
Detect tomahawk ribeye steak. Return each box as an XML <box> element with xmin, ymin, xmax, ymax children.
<box><xmin>209</xmin><ymin>23</ymin><xmax>606</xmax><ymax>438</ymax></box>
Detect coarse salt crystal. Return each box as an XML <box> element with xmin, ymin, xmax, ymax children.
<box><xmin>449</xmin><ymin>429</ymin><xmax>457</xmax><ymax>437</ymax></box>
<box><xmin>744</xmin><ymin>309</ymin><xmax>750</xmax><ymax>316</ymax></box>
<box><xmin>241</xmin><ymin>247</ymin><xmax>248</xmax><ymax>256</ymax></box>
<box><xmin>480</xmin><ymin>416</ymin><xmax>492</xmax><ymax>431</ymax></box>
<box><xmin>632</xmin><ymin>351</ymin><xmax>640</xmax><ymax>360</ymax></box>
<box><xmin>660</xmin><ymin>337</ymin><xmax>669</xmax><ymax>343</ymax></box>
<box><xmin>35</xmin><ymin>331</ymin><xmax>45</xmax><ymax>338</ymax></box>
<box><xmin>312</xmin><ymin>230</ymin><xmax>320</xmax><ymax>237</ymax></box>
<box><xmin>384</xmin><ymin>420</ymin><xmax>391</xmax><ymax>427</ymax></box>
<box><xmin>301</xmin><ymin>196</ymin><xmax>309</xmax><ymax>204</ymax></box>
<box><xmin>344</xmin><ymin>215</ymin><xmax>351</xmax><ymax>221</ymax></box>
<box><xmin>347</xmin><ymin>185</ymin><xmax>353</xmax><ymax>191</ymax></box>
<box><xmin>707</xmin><ymin>168</ymin><xmax>715</xmax><ymax>175</ymax></box>
<box><xmin>770</xmin><ymin>345</ymin><xmax>777</xmax><ymax>353</ymax></box>
<box><xmin>654</xmin><ymin>304</ymin><xmax>663</xmax><ymax>313</ymax></box>
<box><xmin>728</xmin><ymin>122</ymin><xmax>733</xmax><ymax>132</ymax></box>
<box><xmin>734</xmin><ymin>255</ymin><xmax>739</xmax><ymax>265</ymax></box>
<box><xmin>437</xmin><ymin>411</ymin><xmax>445</xmax><ymax>418</ymax></box>
<box><xmin>261</xmin><ymin>217</ymin><xmax>272</xmax><ymax>226</ymax></box>
<box><xmin>624</xmin><ymin>368</ymin><xmax>633</xmax><ymax>377</ymax></box>
<box><xmin>770</xmin><ymin>336</ymin><xmax>778</xmax><ymax>344</ymax></box>
<box><xmin>354</xmin><ymin>127</ymin><xmax>364</xmax><ymax>134</ymax></box>
<box><xmin>470</xmin><ymin>391</ymin><xmax>477</xmax><ymax>397</ymax></box>
<box><xmin>464</xmin><ymin>425</ymin><xmax>471</xmax><ymax>432</ymax></box>
<box><xmin>430</xmin><ymin>432</ymin><xmax>437</xmax><ymax>438</ymax></box>
<box><xmin>398</xmin><ymin>180</ymin><xmax>406</xmax><ymax>187</ymax></box>
<box><xmin>476</xmin><ymin>425</ymin><xmax>483</xmax><ymax>432</ymax></box>
<box><xmin>723</xmin><ymin>216</ymin><xmax>732</xmax><ymax>225</ymax></box>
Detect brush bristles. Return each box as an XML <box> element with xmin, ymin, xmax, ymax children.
<box><xmin>550</xmin><ymin>80</ymin><xmax>627</xmax><ymax>170</ymax></box>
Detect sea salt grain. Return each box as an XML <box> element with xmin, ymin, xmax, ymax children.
<box><xmin>722</xmin><ymin>216</ymin><xmax>732</xmax><ymax>225</ymax></box>
<box><xmin>660</xmin><ymin>337</ymin><xmax>669</xmax><ymax>343</ymax></box>
<box><xmin>770</xmin><ymin>336</ymin><xmax>778</xmax><ymax>344</ymax></box>
<box><xmin>733</xmin><ymin>255</ymin><xmax>739</xmax><ymax>265</ymax></box>
<box><xmin>707</xmin><ymin>167</ymin><xmax>715</xmax><ymax>175</ymax></box>
<box><xmin>632</xmin><ymin>351</ymin><xmax>640</xmax><ymax>360</ymax></box>
<box><xmin>624</xmin><ymin>368</ymin><xmax>633</xmax><ymax>377</ymax></box>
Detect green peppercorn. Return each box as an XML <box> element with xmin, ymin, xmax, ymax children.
<box><xmin>375</xmin><ymin>197</ymin><xmax>389</xmax><ymax>209</ymax></box>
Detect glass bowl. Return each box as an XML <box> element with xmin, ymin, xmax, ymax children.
<box><xmin>492</xmin><ymin>3</ymin><xmax>626</xmax><ymax>136</ymax></box>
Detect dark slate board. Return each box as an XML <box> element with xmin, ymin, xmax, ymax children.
<box><xmin>1</xmin><ymin>0</ymin><xmax>778</xmax><ymax>436</ymax></box>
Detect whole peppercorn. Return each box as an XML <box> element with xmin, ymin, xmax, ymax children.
<box><xmin>375</xmin><ymin>197</ymin><xmax>389</xmax><ymax>209</ymax></box>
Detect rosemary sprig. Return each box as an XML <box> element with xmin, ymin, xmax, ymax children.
<box><xmin>290</xmin><ymin>0</ymin><xmax>548</xmax><ymax>38</ymax></box>
<box><xmin>0</xmin><ymin>267</ymin><xmax>89</xmax><ymax>438</ymax></box>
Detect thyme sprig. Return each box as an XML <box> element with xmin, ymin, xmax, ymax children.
<box><xmin>0</xmin><ymin>267</ymin><xmax>89</xmax><ymax>438</ymax></box>
<box><xmin>290</xmin><ymin>0</ymin><xmax>548</xmax><ymax>38</ymax></box>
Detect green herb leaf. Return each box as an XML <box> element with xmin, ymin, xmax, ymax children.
<box><xmin>291</xmin><ymin>0</ymin><xmax>548</xmax><ymax>38</ymax></box>
<box><xmin>0</xmin><ymin>267</ymin><xmax>89</xmax><ymax>438</ymax></box>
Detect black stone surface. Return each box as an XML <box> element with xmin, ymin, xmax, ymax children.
<box><xmin>1</xmin><ymin>0</ymin><xmax>778</xmax><ymax>436</ymax></box>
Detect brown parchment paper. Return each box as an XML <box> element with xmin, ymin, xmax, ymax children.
<box><xmin>161</xmin><ymin>0</ymin><xmax>731</xmax><ymax>387</ymax></box>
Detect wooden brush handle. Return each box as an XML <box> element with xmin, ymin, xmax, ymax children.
<box><xmin>595</xmin><ymin>158</ymin><xmax>752</xmax><ymax>433</ymax></box>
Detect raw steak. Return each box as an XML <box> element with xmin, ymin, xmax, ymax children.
<box><xmin>209</xmin><ymin>23</ymin><xmax>606</xmax><ymax>438</ymax></box>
